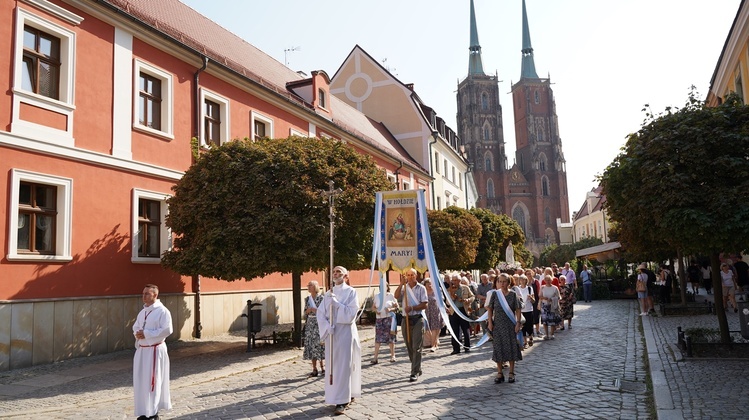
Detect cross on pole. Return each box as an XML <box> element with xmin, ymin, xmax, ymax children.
<box><xmin>322</xmin><ymin>180</ymin><xmax>342</xmax><ymax>291</ymax></box>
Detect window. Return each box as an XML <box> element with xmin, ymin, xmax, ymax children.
<box><xmin>8</xmin><ymin>169</ymin><xmax>72</xmax><ymax>261</ymax></box>
<box><xmin>318</xmin><ymin>88</ymin><xmax>327</xmax><ymax>108</ymax></box>
<box><xmin>443</xmin><ymin>159</ymin><xmax>448</xmax><ymax>177</ymax></box>
<box><xmin>387</xmin><ymin>174</ymin><xmax>396</xmax><ymax>189</ymax></box>
<box><xmin>251</xmin><ymin>111</ymin><xmax>273</xmax><ymax>142</ymax></box>
<box><xmin>403</xmin><ymin>181</ymin><xmax>411</xmax><ymax>190</ymax></box>
<box><xmin>483</xmin><ymin>126</ymin><xmax>490</xmax><ymax>140</ymax></box>
<box><xmin>512</xmin><ymin>206</ymin><xmax>527</xmax><ymax>236</ymax></box>
<box><xmin>484</xmin><ymin>152</ymin><xmax>493</xmax><ymax>171</ymax></box>
<box><xmin>22</xmin><ymin>26</ymin><xmax>60</xmax><ymax>100</ymax></box>
<box><xmin>132</xmin><ymin>189</ymin><xmax>170</xmax><ymax>263</ymax></box>
<box><xmin>481</xmin><ymin>92</ymin><xmax>488</xmax><ymax>110</ymax></box>
<box><xmin>452</xmin><ymin>167</ymin><xmax>456</xmax><ymax>183</ymax></box>
<box><xmin>133</xmin><ymin>60</ymin><xmax>173</xmax><ymax>138</ymax></box>
<box><xmin>201</xmin><ymin>89</ymin><xmax>229</xmax><ymax>147</ymax></box>
<box><xmin>434</xmin><ymin>152</ymin><xmax>440</xmax><ymax>174</ymax></box>
<box><xmin>139</xmin><ymin>73</ymin><xmax>161</xmax><ymax>130</ymax></box>
<box><xmin>542</xmin><ymin>176</ymin><xmax>550</xmax><ymax>196</ymax></box>
<box><xmin>487</xmin><ymin>179</ymin><xmax>495</xmax><ymax>198</ymax></box>
<box><xmin>534</xmin><ymin>91</ymin><xmax>540</xmax><ymax>104</ymax></box>
<box><xmin>137</xmin><ymin>199</ymin><xmax>161</xmax><ymax>258</ymax></box>
<box><xmin>458</xmin><ymin>173</ymin><xmax>463</xmax><ymax>190</ymax></box>
<box><xmin>204</xmin><ymin>99</ymin><xmax>221</xmax><ymax>146</ymax></box>
<box><xmin>17</xmin><ymin>182</ymin><xmax>57</xmax><ymax>254</ymax></box>
<box><xmin>539</xmin><ymin>153</ymin><xmax>547</xmax><ymax>171</ymax></box>
<box><xmin>12</xmin><ymin>8</ymin><xmax>80</xmax><ymax>143</ymax></box>
<box><xmin>436</xmin><ymin>196</ymin><xmax>441</xmax><ymax>210</ymax></box>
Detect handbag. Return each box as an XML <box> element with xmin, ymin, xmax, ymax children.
<box><xmin>569</xmin><ymin>287</ymin><xmax>577</xmax><ymax>304</ymax></box>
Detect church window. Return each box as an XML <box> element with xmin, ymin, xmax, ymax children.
<box><xmin>487</xmin><ymin>179</ymin><xmax>495</xmax><ymax>198</ymax></box>
<box><xmin>481</xmin><ymin>93</ymin><xmax>489</xmax><ymax>110</ymax></box>
<box><xmin>484</xmin><ymin>152</ymin><xmax>493</xmax><ymax>171</ymax></box>
<box><xmin>512</xmin><ymin>206</ymin><xmax>527</xmax><ymax>236</ymax></box>
<box><xmin>534</xmin><ymin>91</ymin><xmax>540</xmax><ymax>104</ymax></box>
<box><xmin>542</xmin><ymin>176</ymin><xmax>550</xmax><ymax>196</ymax></box>
<box><xmin>539</xmin><ymin>153</ymin><xmax>547</xmax><ymax>171</ymax></box>
<box><xmin>483</xmin><ymin>126</ymin><xmax>490</xmax><ymax>140</ymax></box>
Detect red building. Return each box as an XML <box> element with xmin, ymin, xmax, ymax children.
<box><xmin>0</xmin><ymin>0</ymin><xmax>429</xmax><ymax>370</ymax></box>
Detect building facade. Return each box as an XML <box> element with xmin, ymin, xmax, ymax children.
<box><xmin>707</xmin><ymin>0</ymin><xmax>749</xmax><ymax>107</ymax></box>
<box><xmin>457</xmin><ymin>0</ymin><xmax>570</xmax><ymax>257</ymax></box>
<box><xmin>572</xmin><ymin>186</ymin><xmax>610</xmax><ymax>243</ymax></box>
<box><xmin>330</xmin><ymin>46</ymin><xmax>475</xmax><ymax>210</ymax></box>
<box><xmin>1</xmin><ymin>0</ymin><xmax>430</xmax><ymax>370</ymax></box>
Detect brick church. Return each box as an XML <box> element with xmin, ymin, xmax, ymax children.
<box><xmin>457</xmin><ymin>0</ymin><xmax>570</xmax><ymax>258</ymax></box>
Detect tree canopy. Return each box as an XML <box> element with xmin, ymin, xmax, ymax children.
<box><xmin>427</xmin><ymin>207</ymin><xmax>482</xmax><ymax>270</ymax></box>
<box><xmin>467</xmin><ymin>208</ymin><xmax>528</xmax><ymax>270</ymax></box>
<box><xmin>600</xmin><ymin>92</ymin><xmax>749</xmax><ymax>342</ymax></box>
<box><xmin>539</xmin><ymin>236</ymin><xmax>603</xmax><ymax>268</ymax></box>
<box><xmin>163</xmin><ymin>136</ymin><xmax>392</xmax><ymax>280</ymax></box>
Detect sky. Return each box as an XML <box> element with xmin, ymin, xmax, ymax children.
<box><xmin>181</xmin><ymin>0</ymin><xmax>741</xmax><ymax>218</ymax></box>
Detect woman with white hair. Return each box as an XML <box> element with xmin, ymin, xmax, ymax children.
<box><xmin>303</xmin><ymin>280</ymin><xmax>325</xmax><ymax>377</ymax></box>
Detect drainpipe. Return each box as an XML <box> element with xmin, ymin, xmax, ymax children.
<box><xmin>394</xmin><ymin>160</ymin><xmax>403</xmax><ymax>190</ymax></box>
<box><xmin>192</xmin><ymin>56</ymin><xmax>208</xmax><ymax>339</ymax></box>
<box><xmin>429</xmin><ymin>130</ymin><xmax>439</xmax><ymax>208</ymax></box>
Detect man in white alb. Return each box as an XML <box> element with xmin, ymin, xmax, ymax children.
<box><xmin>317</xmin><ymin>266</ymin><xmax>362</xmax><ymax>415</ymax></box>
<box><xmin>133</xmin><ymin>284</ymin><xmax>173</xmax><ymax>420</ymax></box>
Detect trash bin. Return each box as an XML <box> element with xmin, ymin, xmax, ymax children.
<box><xmin>241</xmin><ymin>300</ymin><xmax>263</xmax><ymax>352</ymax></box>
<box><xmin>737</xmin><ymin>292</ymin><xmax>749</xmax><ymax>339</ymax></box>
<box><xmin>250</xmin><ymin>307</ymin><xmax>262</xmax><ymax>333</ymax></box>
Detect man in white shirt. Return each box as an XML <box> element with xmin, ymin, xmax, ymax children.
<box><xmin>394</xmin><ymin>268</ymin><xmax>428</xmax><ymax>382</ymax></box>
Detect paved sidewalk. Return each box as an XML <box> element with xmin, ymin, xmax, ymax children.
<box><xmin>0</xmin><ymin>299</ymin><xmax>651</xmax><ymax>419</ymax></box>
<box><xmin>641</xmin><ymin>288</ymin><xmax>749</xmax><ymax>420</ymax></box>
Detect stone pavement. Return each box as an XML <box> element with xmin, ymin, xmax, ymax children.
<box><xmin>0</xmin><ymin>299</ymin><xmax>654</xmax><ymax>419</ymax></box>
<box><xmin>2</xmin><ymin>295</ymin><xmax>744</xmax><ymax>419</ymax></box>
<box><xmin>642</xmin><ymin>288</ymin><xmax>749</xmax><ymax>420</ymax></box>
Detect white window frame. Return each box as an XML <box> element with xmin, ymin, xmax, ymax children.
<box><xmin>251</xmin><ymin>111</ymin><xmax>274</xmax><ymax>141</ymax></box>
<box><xmin>11</xmin><ymin>8</ymin><xmax>80</xmax><ymax>146</ymax></box>
<box><xmin>402</xmin><ymin>181</ymin><xmax>411</xmax><ymax>191</ymax></box>
<box><xmin>133</xmin><ymin>60</ymin><xmax>174</xmax><ymax>140</ymax></box>
<box><xmin>290</xmin><ymin>128</ymin><xmax>307</xmax><ymax>137</ymax></box>
<box><xmin>200</xmin><ymin>89</ymin><xmax>230</xmax><ymax>147</ymax></box>
<box><xmin>131</xmin><ymin>188</ymin><xmax>171</xmax><ymax>264</ymax></box>
<box><xmin>7</xmin><ymin>169</ymin><xmax>73</xmax><ymax>262</ymax></box>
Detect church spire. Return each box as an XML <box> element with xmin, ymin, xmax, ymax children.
<box><xmin>520</xmin><ymin>0</ymin><xmax>539</xmax><ymax>79</ymax></box>
<box><xmin>468</xmin><ymin>0</ymin><xmax>484</xmax><ymax>75</ymax></box>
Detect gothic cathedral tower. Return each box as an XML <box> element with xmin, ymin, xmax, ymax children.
<box><xmin>509</xmin><ymin>0</ymin><xmax>570</xmax><ymax>254</ymax></box>
<box><xmin>457</xmin><ymin>0</ymin><xmax>570</xmax><ymax>257</ymax></box>
<box><xmin>457</xmin><ymin>0</ymin><xmax>508</xmax><ymax>214</ymax></box>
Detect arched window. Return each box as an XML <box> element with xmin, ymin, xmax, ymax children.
<box><xmin>539</xmin><ymin>153</ymin><xmax>547</xmax><ymax>171</ymax></box>
<box><xmin>481</xmin><ymin>92</ymin><xmax>489</xmax><ymax>110</ymax></box>
<box><xmin>512</xmin><ymin>206</ymin><xmax>527</xmax><ymax>235</ymax></box>
<box><xmin>483</xmin><ymin>126</ymin><xmax>490</xmax><ymax>140</ymax></box>
<box><xmin>484</xmin><ymin>151</ymin><xmax>493</xmax><ymax>171</ymax></box>
<box><xmin>542</xmin><ymin>176</ymin><xmax>550</xmax><ymax>196</ymax></box>
<box><xmin>487</xmin><ymin>179</ymin><xmax>495</xmax><ymax>198</ymax></box>
<box><xmin>534</xmin><ymin>90</ymin><xmax>540</xmax><ymax>104</ymax></box>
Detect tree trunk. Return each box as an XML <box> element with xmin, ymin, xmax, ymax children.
<box><xmin>292</xmin><ymin>271</ymin><xmax>303</xmax><ymax>347</ymax></box>
<box><xmin>710</xmin><ymin>253</ymin><xmax>730</xmax><ymax>343</ymax></box>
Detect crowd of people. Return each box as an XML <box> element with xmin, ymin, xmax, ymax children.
<box><xmin>302</xmin><ymin>263</ymin><xmax>588</xmax><ymax>415</ymax></box>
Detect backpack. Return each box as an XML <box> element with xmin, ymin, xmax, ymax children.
<box><xmin>644</xmin><ymin>269</ymin><xmax>657</xmax><ymax>288</ymax></box>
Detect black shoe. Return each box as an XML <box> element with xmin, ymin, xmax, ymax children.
<box><xmin>137</xmin><ymin>417</ymin><xmax>149</xmax><ymax>420</ymax></box>
<box><xmin>464</xmin><ymin>348</ymin><xmax>471</xmax><ymax>353</ymax></box>
<box><xmin>334</xmin><ymin>404</ymin><xmax>347</xmax><ymax>415</ymax></box>
<box><xmin>450</xmin><ymin>350</ymin><xmax>460</xmax><ymax>355</ymax></box>
<box><xmin>409</xmin><ymin>374</ymin><xmax>417</xmax><ymax>382</ymax></box>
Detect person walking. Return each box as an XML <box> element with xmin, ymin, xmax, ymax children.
<box><xmin>370</xmin><ymin>283</ymin><xmax>398</xmax><ymax>364</ymax></box>
<box><xmin>447</xmin><ymin>274</ymin><xmax>474</xmax><ymax>354</ymax></box>
<box><xmin>720</xmin><ymin>262</ymin><xmax>739</xmax><ymax>313</ymax></box>
<box><xmin>394</xmin><ymin>268</ymin><xmax>428</xmax><ymax>382</ymax></box>
<box><xmin>487</xmin><ymin>273</ymin><xmax>523</xmax><ymax>384</ymax></box>
<box><xmin>636</xmin><ymin>264</ymin><xmax>651</xmax><ymax>316</ymax></box>
<box><xmin>133</xmin><ymin>284</ymin><xmax>173</xmax><ymax>420</ymax></box>
<box><xmin>423</xmin><ymin>278</ymin><xmax>444</xmax><ymax>352</ymax></box>
<box><xmin>317</xmin><ymin>266</ymin><xmax>361</xmax><ymax>415</ymax></box>
<box><xmin>303</xmin><ymin>281</ymin><xmax>325</xmax><ymax>377</ymax></box>
<box><xmin>539</xmin><ymin>274</ymin><xmax>561</xmax><ymax>339</ymax></box>
<box><xmin>581</xmin><ymin>264</ymin><xmax>593</xmax><ymax>302</ymax></box>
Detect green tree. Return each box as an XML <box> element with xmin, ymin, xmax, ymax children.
<box><xmin>600</xmin><ymin>92</ymin><xmax>749</xmax><ymax>343</ymax></box>
<box><xmin>427</xmin><ymin>207</ymin><xmax>482</xmax><ymax>270</ymax></box>
<box><xmin>467</xmin><ymin>208</ymin><xmax>528</xmax><ymax>270</ymax></box>
<box><xmin>163</xmin><ymin>136</ymin><xmax>393</xmax><ymax>344</ymax></box>
<box><xmin>539</xmin><ymin>237</ymin><xmax>603</xmax><ymax>268</ymax></box>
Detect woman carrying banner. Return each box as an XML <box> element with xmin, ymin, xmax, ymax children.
<box><xmin>487</xmin><ymin>273</ymin><xmax>523</xmax><ymax>384</ymax></box>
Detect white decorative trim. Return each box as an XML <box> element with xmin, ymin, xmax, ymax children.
<box><xmin>20</xmin><ymin>0</ymin><xmax>84</xmax><ymax>25</ymax></box>
<box><xmin>200</xmin><ymin>89</ymin><xmax>230</xmax><ymax>147</ymax></box>
<box><xmin>290</xmin><ymin>128</ymin><xmax>307</xmax><ymax>137</ymax></box>
<box><xmin>7</xmin><ymin>169</ymin><xmax>73</xmax><ymax>262</ymax></box>
<box><xmin>251</xmin><ymin>111</ymin><xmax>274</xmax><ymax>140</ymax></box>
<box><xmin>112</xmin><ymin>28</ymin><xmax>133</xmax><ymax>159</ymax></box>
<box><xmin>133</xmin><ymin>59</ymin><xmax>174</xmax><ymax>139</ymax></box>
<box><xmin>308</xmin><ymin>122</ymin><xmax>317</xmax><ymax>137</ymax></box>
<box><xmin>131</xmin><ymin>189</ymin><xmax>171</xmax><ymax>264</ymax></box>
<box><xmin>0</xmin><ymin>131</ymin><xmax>184</xmax><ymax>180</ymax></box>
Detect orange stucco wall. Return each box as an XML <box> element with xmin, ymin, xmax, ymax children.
<box><xmin>0</xmin><ymin>1</ymin><xmax>13</xmax><ymax>132</ymax></box>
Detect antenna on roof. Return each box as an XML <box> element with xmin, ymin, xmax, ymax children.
<box><xmin>284</xmin><ymin>46</ymin><xmax>301</xmax><ymax>67</ymax></box>
<box><xmin>381</xmin><ymin>58</ymin><xmax>397</xmax><ymax>76</ymax></box>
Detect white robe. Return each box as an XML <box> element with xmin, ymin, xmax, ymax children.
<box><xmin>133</xmin><ymin>299</ymin><xmax>173</xmax><ymax>417</ymax></box>
<box><xmin>317</xmin><ymin>282</ymin><xmax>362</xmax><ymax>405</ymax></box>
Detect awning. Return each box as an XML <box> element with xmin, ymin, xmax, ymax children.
<box><xmin>575</xmin><ymin>242</ymin><xmax>622</xmax><ymax>262</ymax></box>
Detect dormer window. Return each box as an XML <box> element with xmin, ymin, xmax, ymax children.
<box><xmin>318</xmin><ymin>88</ymin><xmax>326</xmax><ymax>109</ymax></box>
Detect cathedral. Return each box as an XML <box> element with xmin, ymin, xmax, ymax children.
<box><xmin>457</xmin><ymin>0</ymin><xmax>570</xmax><ymax>257</ymax></box>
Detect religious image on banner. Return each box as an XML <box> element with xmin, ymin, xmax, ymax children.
<box><xmin>376</xmin><ymin>190</ymin><xmax>426</xmax><ymax>274</ymax></box>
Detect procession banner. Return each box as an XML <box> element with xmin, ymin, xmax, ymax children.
<box><xmin>376</xmin><ymin>190</ymin><xmax>426</xmax><ymax>274</ymax></box>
